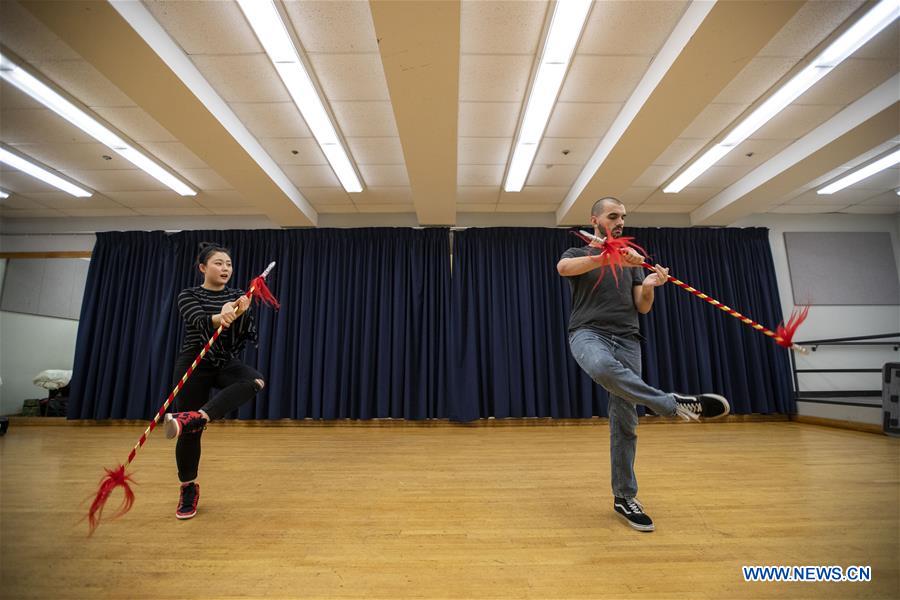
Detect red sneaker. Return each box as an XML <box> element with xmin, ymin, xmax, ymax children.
<box><xmin>164</xmin><ymin>411</ymin><xmax>206</xmax><ymax>439</ymax></box>
<box><xmin>176</xmin><ymin>482</ymin><xmax>200</xmax><ymax>519</ymax></box>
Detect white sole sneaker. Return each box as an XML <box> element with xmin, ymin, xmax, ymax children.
<box><xmin>614</xmin><ymin>499</ymin><xmax>655</xmax><ymax>532</ymax></box>
<box><xmin>702</xmin><ymin>393</ymin><xmax>730</xmax><ymax>420</ymax></box>
<box><xmin>674</xmin><ymin>393</ymin><xmax>730</xmax><ymax>421</ymax></box>
<box><xmin>616</xmin><ymin>511</ymin><xmax>655</xmax><ymax>532</ymax></box>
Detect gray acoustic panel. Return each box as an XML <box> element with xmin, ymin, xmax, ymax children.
<box><xmin>784</xmin><ymin>232</ymin><xmax>900</xmax><ymax>305</ymax></box>
<box><xmin>1</xmin><ymin>258</ymin><xmax>43</xmax><ymax>314</ymax></box>
<box><xmin>0</xmin><ymin>258</ymin><xmax>89</xmax><ymax>320</ymax></box>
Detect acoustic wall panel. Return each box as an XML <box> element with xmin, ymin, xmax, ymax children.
<box><xmin>784</xmin><ymin>232</ymin><xmax>899</xmax><ymax>305</ymax></box>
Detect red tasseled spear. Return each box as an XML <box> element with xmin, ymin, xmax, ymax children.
<box><xmin>573</xmin><ymin>227</ymin><xmax>648</xmax><ymax>288</ymax></box>
<box><xmin>574</xmin><ymin>230</ymin><xmax>809</xmax><ymax>353</ymax></box>
<box><xmin>87</xmin><ymin>262</ymin><xmax>280</xmax><ymax>533</ymax></box>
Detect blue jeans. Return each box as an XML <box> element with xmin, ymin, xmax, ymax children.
<box><xmin>569</xmin><ymin>328</ymin><xmax>677</xmax><ymax>499</ymax></box>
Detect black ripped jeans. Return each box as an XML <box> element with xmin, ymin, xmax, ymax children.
<box><xmin>171</xmin><ymin>354</ymin><xmax>263</xmax><ymax>482</ymax></box>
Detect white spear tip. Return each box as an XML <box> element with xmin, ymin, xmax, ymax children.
<box><xmin>579</xmin><ymin>230</ymin><xmax>604</xmax><ymax>243</ymax></box>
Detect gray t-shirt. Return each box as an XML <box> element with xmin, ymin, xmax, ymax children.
<box><xmin>560</xmin><ymin>246</ymin><xmax>645</xmax><ymax>338</ymax></box>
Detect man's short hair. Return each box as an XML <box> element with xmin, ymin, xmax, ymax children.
<box><xmin>591</xmin><ymin>196</ymin><xmax>624</xmax><ymax>216</ymax></box>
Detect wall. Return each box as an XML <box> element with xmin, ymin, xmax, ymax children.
<box><xmin>0</xmin><ymin>257</ymin><xmax>82</xmax><ymax>415</ymax></box>
<box><xmin>732</xmin><ymin>213</ymin><xmax>900</xmax><ymax>426</ymax></box>
<box><xmin>0</xmin><ymin>310</ymin><xmax>80</xmax><ymax>415</ymax></box>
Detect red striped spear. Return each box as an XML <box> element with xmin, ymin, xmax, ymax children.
<box><xmin>87</xmin><ymin>262</ymin><xmax>280</xmax><ymax>533</ymax></box>
<box><xmin>575</xmin><ymin>230</ymin><xmax>809</xmax><ymax>354</ymax></box>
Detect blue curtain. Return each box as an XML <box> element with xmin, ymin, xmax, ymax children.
<box><xmin>68</xmin><ymin>228</ymin><xmax>450</xmax><ymax>420</ymax></box>
<box><xmin>449</xmin><ymin>227</ymin><xmax>794</xmax><ymax>421</ymax></box>
<box><xmin>70</xmin><ymin>226</ymin><xmax>792</xmax><ymax>421</ymax></box>
<box><xmin>449</xmin><ymin>228</ymin><xmax>606</xmax><ymax>421</ymax></box>
<box><xmin>69</xmin><ymin>232</ymin><xmax>181</xmax><ymax>420</ymax></box>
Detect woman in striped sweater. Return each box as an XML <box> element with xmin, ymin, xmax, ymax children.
<box><xmin>163</xmin><ymin>243</ymin><xmax>264</xmax><ymax>519</ymax></box>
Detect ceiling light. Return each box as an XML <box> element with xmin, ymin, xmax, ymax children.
<box><xmin>236</xmin><ymin>0</ymin><xmax>363</xmax><ymax>193</ymax></box>
<box><xmin>0</xmin><ymin>145</ymin><xmax>93</xmax><ymax>197</ymax></box>
<box><xmin>504</xmin><ymin>0</ymin><xmax>593</xmax><ymax>192</ymax></box>
<box><xmin>665</xmin><ymin>0</ymin><xmax>899</xmax><ymax>193</ymax></box>
<box><xmin>817</xmin><ymin>147</ymin><xmax>900</xmax><ymax>194</ymax></box>
<box><xmin>0</xmin><ymin>51</ymin><xmax>197</xmax><ymax>196</ymax></box>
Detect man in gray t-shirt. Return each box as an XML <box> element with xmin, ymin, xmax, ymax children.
<box><xmin>557</xmin><ymin>197</ymin><xmax>730</xmax><ymax>533</ymax></box>
<box><xmin>560</xmin><ymin>244</ymin><xmax>644</xmax><ymax>338</ymax></box>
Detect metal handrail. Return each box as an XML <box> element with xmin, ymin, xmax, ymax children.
<box><xmin>795</xmin><ymin>332</ymin><xmax>899</xmax><ymax>348</ymax></box>
<box><xmin>790</xmin><ymin>332</ymin><xmax>900</xmax><ymax>409</ymax></box>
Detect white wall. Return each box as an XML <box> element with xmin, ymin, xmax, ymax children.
<box><xmin>0</xmin><ymin>215</ymin><xmax>277</xmax><ymax>236</ymax></box>
<box><xmin>732</xmin><ymin>213</ymin><xmax>900</xmax><ymax>425</ymax></box>
<box><xmin>0</xmin><ymin>258</ymin><xmax>82</xmax><ymax>415</ymax></box>
<box><xmin>0</xmin><ymin>312</ymin><xmax>80</xmax><ymax>415</ymax></box>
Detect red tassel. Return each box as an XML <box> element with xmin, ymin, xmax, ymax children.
<box><xmin>775</xmin><ymin>306</ymin><xmax>810</xmax><ymax>349</ymax></box>
<box><xmin>572</xmin><ymin>228</ymin><xmax>648</xmax><ymax>287</ymax></box>
<box><xmin>597</xmin><ymin>228</ymin><xmax>648</xmax><ymax>286</ymax></box>
<box><xmin>88</xmin><ymin>464</ymin><xmax>135</xmax><ymax>534</ymax></box>
<box><xmin>248</xmin><ymin>276</ymin><xmax>280</xmax><ymax>309</ymax></box>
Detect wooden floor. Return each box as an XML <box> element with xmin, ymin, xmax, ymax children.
<box><xmin>1</xmin><ymin>421</ymin><xmax>898</xmax><ymax>599</ymax></box>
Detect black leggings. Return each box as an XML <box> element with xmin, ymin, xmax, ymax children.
<box><xmin>172</xmin><ymin>355</ymin><xmax>263</xmax><ymax>482</ymax></box>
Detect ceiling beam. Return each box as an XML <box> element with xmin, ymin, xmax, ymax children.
<box><xmin>690</xmin><ymin>83</ymin><xmax>899</xmax><ymax>225</ymax></box>
<box><xmin>21</xmin><ymin>0</ymin><xmax>317</xmax><ymax>227</ymax></box>
<box><xmin>556</xmin><ymin>0</ymin><xmax>804</xmax><ymax>224</ymax></box>
<box><xmin>370</xmin><ymin>0</ymin><xmax>459</xmax><ymax>225</ymax></box>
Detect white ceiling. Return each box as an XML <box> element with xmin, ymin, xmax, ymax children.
<box><xmin>0</xmin><ymin>0</ymin><xmax>897</xmax><ymax>228</ymax></box>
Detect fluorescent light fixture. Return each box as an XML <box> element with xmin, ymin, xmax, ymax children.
<box><xmin>0</xmin><ymin>146</ymin><xmax>92</xmax><ymax>197</ymax></box>
<box><xmin>504</xmin><ymin>0</ymin><xmax>592</xmax><ymax>192</ymax></box>
<box><xmin>236</xmin><ymin>0</ymin><xmax>363</xmax><ymax>193</ymax></box>
<box><xmin>0</xmin><ymin>189</ymin><xmax>9</xmax><ymax>199</ymax></box>
<box><xmin>665</xmin><ymin>0</ymin><xmax>899</xmax><ymax>193</ymax></box>
<box><xmin>0</xmin><ymin>52</ymin><xmax>196</xmax><ymax>196</ymax></box>
<box><xmin>817</xmin><ymin>148</ymin><xmax>900</xmax><ymax>194</ymax></box>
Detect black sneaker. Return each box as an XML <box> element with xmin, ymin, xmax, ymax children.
<box><xmin>673</xmin><ymin>393</ymin><xmax>730</xmax><ymax>421</ymax></box>
<box><xmin>176</xmin><ymin>482</ymin><xmax>200</xmax><ymax>519</ymax></box>
<box><xmin>614</xmin><ymin>497</ymin><xmax>654</xmax><ymax>532</ymax></box>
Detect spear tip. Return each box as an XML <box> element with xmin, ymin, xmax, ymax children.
<box><xmin>579</xmin><ymin>230</ymin><xmax>603</xmax><ymax>243</ymax></box>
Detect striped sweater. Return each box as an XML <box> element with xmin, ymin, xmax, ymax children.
<box><xmin>177</xmin><ymin>286</ymin><xmax>257</xmax><ymax>366</ymax></box>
